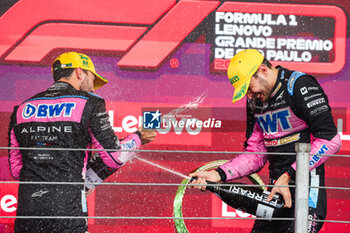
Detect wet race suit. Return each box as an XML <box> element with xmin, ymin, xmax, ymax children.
<box><xmin>8</xmin><ymin>82</ymin><xmax>141</xmax><ymax>233</ymax></box>
<box><xmin>217</xmin><ymin>66</ymin><xmax>341</xmax><ymax>233</ymax></box>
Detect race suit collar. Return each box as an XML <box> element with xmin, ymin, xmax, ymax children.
<box><xmin>49</xmin><ymin>81</ymin><xmax>76</xmax><ymax>91</ymax></box>
<box><xmin>269</xmin><ymin>66</ymin><xmax>284</xmax><ymax>99</ymax></box>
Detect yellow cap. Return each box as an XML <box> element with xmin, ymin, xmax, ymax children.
<box><xmin>227</xmin><ymin>49</ymin><xmax>264</xmax><ymax>103</ymax></box>
<box><xmin>52</xmin><ymin>52</ymin><xmax>108</xmax><ymax>90</ymax></box>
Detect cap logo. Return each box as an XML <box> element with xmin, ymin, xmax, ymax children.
<box><xmin>229</xmin><ymin>75</ymin><xmax>240</xmax><ymax>85</ymax></box>
<box><xmin>232</xmin><ymin>82</ymin><xmax>248</xmax><ymax>102</ymax></box>
<box><xmin>79</xmin><ymin>55</ymin><xmax>90</xmax><ymax>68</ymax></box>
<box><xmin>82</xmin><ymin>60</ymin><xmax>89</xmax><ymax>68</ymax></box>
<box><xmin>53</xmin><ymin>63</ymin><xmax>72</xmax><ymax>70</ymax></box>
<box><xmin>61</xmin><ymin>63</ymin><xmax>72</xmax><ymax>68</ymax></box>
<box><xmin>247</xmin><ymin>64</ymin><xmax>257</xmax><ymax>76</ymax></box>
<box><xmin>52</xmin><ymin>52</ymin><xmax>108</xmax><ymax>89</ymax></box>
<box><xmin>79</xmin><ymin>55</ymin><xmax>89</xmax><ymax>60</ymax></box>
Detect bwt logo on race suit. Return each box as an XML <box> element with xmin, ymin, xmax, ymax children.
<box><xmin>256</xmin><ymin>108</ymin><xmax>292</xmax><ymax>134</ymax></box>
<box><xmin>22</xmin><ymin>102</ymin><xmax>76</xmax><ymax>119</ymax></box>
<box><xmin>310</xmin><ymin>144</ymin><xmax>328</xmax><ymax>166</ymax></box>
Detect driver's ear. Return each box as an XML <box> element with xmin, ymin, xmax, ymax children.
<box><xmin>75</xmin><ymin>68</ymin><xmax>84</xmax><ymax>81</ymax></box>
<box><xmin>257</xmin><ymin>64</ymin><xmax>269</xmax><ymax>78</ymax></box>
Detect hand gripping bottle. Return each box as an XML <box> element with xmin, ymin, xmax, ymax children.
<box><xmin>193</xmin><ymin>178</ymin><xmax>285</xmax><ymax>219</ymax></box>
<box><xmin>85</xmin><ymin>152</ymin><xmax>117</xmax><ymax>192</ymax></box>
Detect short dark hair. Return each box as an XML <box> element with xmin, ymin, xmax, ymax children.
<box><xmin>52</xmin><ymin>60</ymin><xmax>75</xmax><ymax>81</ymax></box>
<box><xmin>261</xmin><ymin>57</ymin><xmax>272</xmax><ymax>68</ymax></box>
<box><xmin>252</xmin><ymin>57</ymin><xmax>272</xmax><ymax>77</ymax></box>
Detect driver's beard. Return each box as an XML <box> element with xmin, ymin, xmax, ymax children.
<box><xmin>80</xmin><ymin>78</ymin><xmax>90</xmax><ymax>92</ymax></box>
<box><xmin>247</xmin><ymin>98</ymin><xmax>262</xmax><ymax>113</ymax></box>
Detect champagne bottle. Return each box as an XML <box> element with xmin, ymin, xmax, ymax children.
<box><xmin>193</xmin><ymin>178</ymin><xmax>286</xmax><ymax>219</ymax></box>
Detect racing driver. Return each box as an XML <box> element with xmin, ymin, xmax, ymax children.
<box><xmin>190</xmin><ymin>49</ymin><xmax>341</xmax><ymax>232</ymax></box>
<box><xmin>8</xmin><ymin>52</ymin><xmax>156</xmax><ymax>233</ymax></box>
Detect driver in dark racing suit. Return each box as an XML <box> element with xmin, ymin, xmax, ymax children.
<box><xmin>8</xmin><ymin>52</ymin><xmax>156</xmax><ymax>233</ymax></box>
<box><xmin>190</xmin><ymin>49</ymin><xmax>341</xmax><ymax>232</ymax></box>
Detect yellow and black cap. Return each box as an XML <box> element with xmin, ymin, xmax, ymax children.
<box><xmin>52</xmin><ymin>52</ymin><xmax>108</xmax><ymax>90</ymax></box>
<box><xmin>227</xmin><ymin>49</ymin><xmax>264</xmax><ymax>103</ymax></box>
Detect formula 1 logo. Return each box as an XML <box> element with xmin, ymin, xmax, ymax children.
<box><xmin>0</xmin><ymin>1</ymin><xmax>346</xmax><ymax>74</ymax></box>
<box><xmin>0</xmin><ymin>0</ymin><xmax>220</xmax><ymax>69</ymax></box>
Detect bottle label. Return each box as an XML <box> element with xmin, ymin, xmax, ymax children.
<box><xmin>256</xmin><ymin>204</ymin><xmax>274</xmax><ymax>219</ymax></box>
<box><xmin>85</xmin><ymin>167</ymin><xmax>103</xmax><ymax>189</ymax></box>
<box><xmin>229</xmin><ymin>186</ymin><xmax>280</xmax><ymax>207</ymax></box>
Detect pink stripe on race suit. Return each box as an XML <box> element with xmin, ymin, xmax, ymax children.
<box><xmin>291</xmin><ymin>133</ymin><xmax>341</xmax><ymax>171</ymax></box>
<box><xmin>9</xmin><ymin>129</ymin><xmax>22</xmax><ymax>180</ymax></box>
<box><xmin>16</xmin><ymin>97</ymin><xmax>87</xmax><ymax>124</ymax></box>
<box><xmin>81</xmin><ymin>148</ymin><xmax>91</xmax><ymax>179</ymax></box>
<box><xmin>89</xmin><ymin>131</ymin><xmax>141</xmax><ymax>169</ymax></box>
<box><xmin>219</xmin><ymin>123</ymin><xmax>268</xmax><ymax>181</ymax></box>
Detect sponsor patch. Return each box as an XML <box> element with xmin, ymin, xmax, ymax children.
<box><xmin>300</xmin><ymin>87</ymin><xmax>308</xmax><ymax>95</ymax></box>
<box><xmin>275</xmin><ymin>90</ymin><xmax>284</xmax><ymax>101</ymax></box>
<box><xmin>31</xmin><ymin>190</ymin><xmax>49</xmax><ymax>198</ymax></box>
<box><xmin>22</xmin><ymin>102</ymin><xmax>76</xmax><ymax>119</ymax></box>
<box><xmin>310</xmin><ymin>105</ymin><xmax>328</xmax><ymax>116</ymax></box>
<box><xmin>270</xmin><ymin>82</ymin><xmax>282</xmax><ymax>98</ymax></box>
<box><xmin>255</xmin><ymin>107</ymin><xmax>291</xmax><ymax>134</ymax></box>
<box><xmin>309</xmin><ymin>144</ymin><xmax>328</xmax><ymax>166</ymax></box>
<box><xmin>306</xmin><ymin>98</ymin><xmax>325</xmax><ymax>108</ymax></box>
<box><xmin>270</xmin><ymin>100</ymin><xmax>286</xmax><ymax>108</ymax></box>
<box><xmin>307</xmin><ymin>86</ymin><xmax>319</xmax><ymax>91</ymax></box>
<box><xmin>264</xmin><ymin>133</ymin><xmax>300</xmax><ymax>147</ymax></box>
<box><xmin>304</xmin><ymin>93</ymin><xmax>322</xmax><ymax>101</ymax></box>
